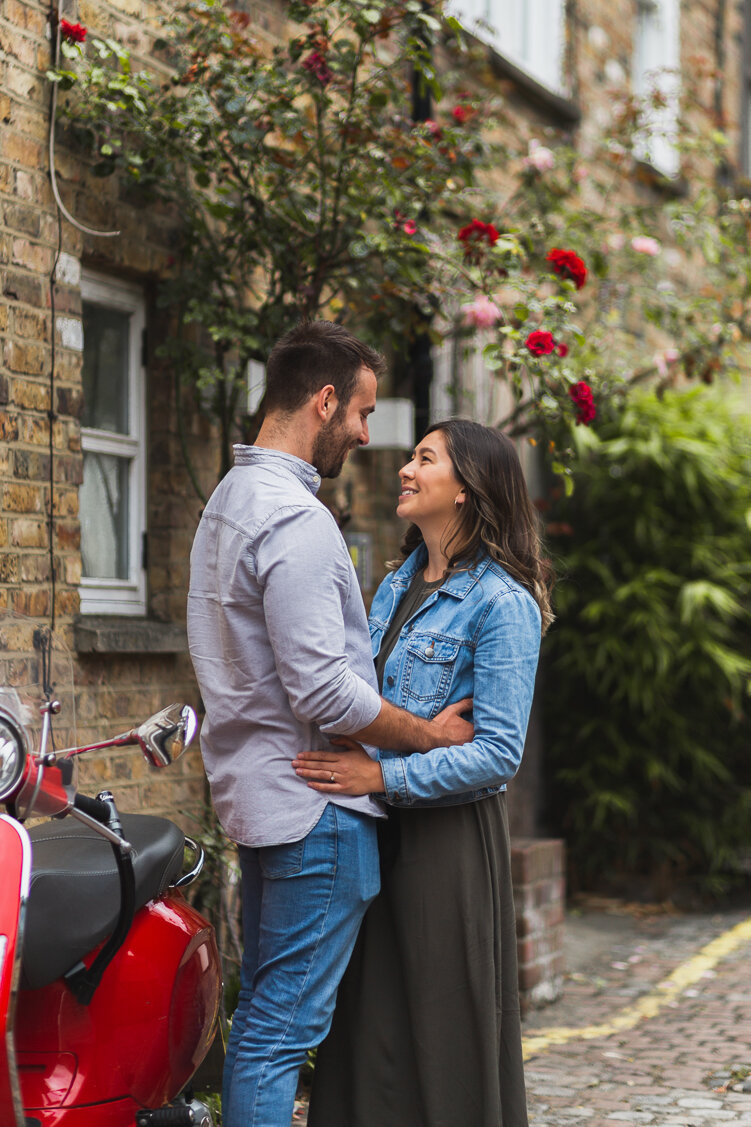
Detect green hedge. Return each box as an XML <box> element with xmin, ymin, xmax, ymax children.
<box><xmin>543</xmin><ymin>386</ymin><xmax>751</xmax><ymax>899</ymax></box>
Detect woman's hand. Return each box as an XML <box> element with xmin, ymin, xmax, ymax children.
<box><xmin>292</xmin><ymin>738</ymin><xmax>385</xmax><ymax>796</ymax></box>
<box><xmin>431</xmin><ymin>698</ymin><xmax>474</xmax><ymax>748</ymax></box>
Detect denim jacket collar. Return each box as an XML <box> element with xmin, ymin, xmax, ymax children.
<box><xmin>232</xmin><ymin>444</ymin><xmax>322</xmax><ymax>496</ymax></box>
<box><xmin>388</xmin><ymin>544</ymin><xmax>494</xmax><ymax>601</ymax></box>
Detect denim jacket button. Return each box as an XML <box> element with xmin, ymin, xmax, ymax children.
<box><xmin>425</xmin><ymin>643</ymin><xmax>435</xmax><ymax>657</ymax></box>
<box><xmin>387</xmin><ymin>675</ymin><xmax>395</xmax><ymax>687</ymax></box>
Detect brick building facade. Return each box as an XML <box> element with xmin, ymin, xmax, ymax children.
<box><xmin>1</xmin><ymin>0</ymin><xmax>749</xmax><ymax>1004</ymax></box>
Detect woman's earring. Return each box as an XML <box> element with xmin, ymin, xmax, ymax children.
<box><xmin>454</xmin><ymin>496</ymin><xmax>465</xmax><ymax>509</ymax></box>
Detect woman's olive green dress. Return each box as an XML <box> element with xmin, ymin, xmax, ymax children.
<box><xmin>307</xmin><ymin>572</ymin><xmax>529</xmax><ymax>1127</ymax></box>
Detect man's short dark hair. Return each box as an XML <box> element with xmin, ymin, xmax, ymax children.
<box><xmin>264</xmin><ymin>321</ymin><xmax>386</xmax><ymax>415</ymax></box>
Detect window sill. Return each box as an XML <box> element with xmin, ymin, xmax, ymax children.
<box><xmin>74</xmin><ymin>616</ymin><xmax>188</xmax><ymax>655</ymax></box>
<box><xmin>457</xmin><ymin>32</ymin><xmax>580</xmax><ymax>127</ymax></box>
<box><xmin>633</xmin><ymin>159</ymin><xmax>688</xmax><ymax>197</ymax></box>
<box><xmin>486</xmin><ymin>47</ymin><xmax>579</xmax><ymax>125</ymax></box>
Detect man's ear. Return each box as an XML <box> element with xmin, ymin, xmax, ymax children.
<box><xmin>314</xmin><ymin>384</ymin><xmax>337</xmax><ymax>422</ymax></box>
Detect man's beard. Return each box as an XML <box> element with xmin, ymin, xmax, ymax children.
<box><xmin>312</xmin><ymin>414</ymin><xmax>355</xmax><ymax>478</ymax></box>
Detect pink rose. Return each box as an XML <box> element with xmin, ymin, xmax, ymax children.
<box><xmin>631</xmin><ymin>235</ymin><xmax>661</xmax><ymax>256</ymax></box>
<box><xmin>523</xmin><ymin>139</ymin><xmax>555</xmax><ymax>172</ymax></box>
<box><xmin>461</xmin><ymin>295</ymin><xmax>501</xmax><ymax>329</ymax></box>
<box><xmin>654</xmin><ymin>348</ymin><xmax>680</xmax><ymax>377</ymax></box>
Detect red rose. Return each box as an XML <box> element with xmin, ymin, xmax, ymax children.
<box><xmin>403</xmin><ymin>219</ymin><xmax>417</xmax><ymax>236</ymax></box>
<box><xmin>556</xmin><ymin>342</ymin><xmax>569</xmax><ymax>358</ymax></box>
<box><xmin>452</xmin><ymin>104</ymin><xmax>474</xmax><ymax>124</ymax></box>
<box><xmin>458</xmin><ymin>218</ymin><xmax>499</xmax><ymax>245</ymax></box>
<box><xmin>526</xmin><ymin>331</ymin><xmax>556</xmax><ymax>356</ymax></box>
<box><xmin>568</xmin><ymin>380</ymin><xmax>596</xmax><ymax>425</ymax></box>
<box><xmin>302</xmin><ymin>50</ymin><xmax>333</xmax><ymax>85</ymax></box>
<box><xmin>60</xmin><ymin>18</ymin><xmax>87</xmax><ymax>43</ymax></box>
<box><xmin>457</xmin><ymin>218</ymin><xmax>499</xmax><ymax>262</ymax></box>
<box><xmin>547</xmin><ymin>248</ymin><xmax>587</xmax><ymax>290</ymax></box>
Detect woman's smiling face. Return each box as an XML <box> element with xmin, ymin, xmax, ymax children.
<box><xmin>396</xmin><ymin>429</ymin><xmax>465</xmax><ymax>531</ymax></box>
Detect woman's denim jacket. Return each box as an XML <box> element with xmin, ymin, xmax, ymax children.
<box><xmin>370</xmin><ymin>545</ymin><xmax>541</xmax><ymax>808</ymax></box>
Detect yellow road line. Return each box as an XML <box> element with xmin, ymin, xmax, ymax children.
<box><xmin>522</xmin><ymin>914</ymin><xmax>751</xmax><ymax>1061</ymax></box>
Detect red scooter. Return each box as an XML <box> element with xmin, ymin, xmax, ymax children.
<box><xmin>0</xmin><ymin>685</ymin><xmax>222</xmax><ymax>1126</ymax></box>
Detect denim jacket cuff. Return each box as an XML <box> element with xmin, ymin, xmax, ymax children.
<box><xmin>379</xmin><ymin>756</ymin><xmax>410</xmax><ymax>806</ymax></box>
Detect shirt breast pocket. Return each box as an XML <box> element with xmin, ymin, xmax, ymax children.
<box><xmin>403</xmin><ymin>635</ymin><xmax>461</xmax><ymax>707</ymax></box>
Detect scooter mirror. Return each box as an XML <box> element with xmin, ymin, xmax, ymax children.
<box><xmin>135</xmin><ymin>704</ymin><xmax>198</xmax><ymax>768</ymax></box>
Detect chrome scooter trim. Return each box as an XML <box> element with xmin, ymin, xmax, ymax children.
<box><xmin>172</xmin><ymin>836</ymin><xmax>205</xmax><ymax>888</ymax></box>
<box><xmin>0</xmin><ymin>814</ymin><xmax>32</xmax><ymax>1127</ymax></box>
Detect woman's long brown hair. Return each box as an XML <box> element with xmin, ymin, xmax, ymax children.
<box><xmin>394</xmin><ymin>419</ymin><xmax>555</xmax><ymax>634</ymax></box>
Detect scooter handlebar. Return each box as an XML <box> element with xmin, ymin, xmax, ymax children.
<box><xmin>73</xmin><ymin>792</ymin><xmax>111</xmax><ymax>824</ymax></box>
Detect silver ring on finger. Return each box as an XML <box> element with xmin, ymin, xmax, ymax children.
<box><xmin>330</xmin><ymin>772</ymin><xmax>336</xmax><ymax>783</ymax></box>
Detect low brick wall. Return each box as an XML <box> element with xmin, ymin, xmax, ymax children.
<box><xmin>512</xmin><ymin>837</ymin><xmax>566</xmax><ymax>1012</ymax></box>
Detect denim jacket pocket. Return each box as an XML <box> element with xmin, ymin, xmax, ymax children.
<box><xmin>402</xmin><ymin>634</ymin><xmax>461</xmax><ymax>706</ymax></box>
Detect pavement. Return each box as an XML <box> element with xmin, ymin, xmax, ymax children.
<box><xmin>293</xmin><ymin>895</ymin><xmax>751</xmax><ymax>1125</ymax></box>
<box><xmin>522</xmin><ymin>897</ymin><xmax>751</xmax><ymax>1125</ymax></box>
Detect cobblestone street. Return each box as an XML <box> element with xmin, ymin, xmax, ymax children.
<box><xmin>293</xmin><ymin>900</ymin><xmax>751</xmax><ymax>1125</ymax></box>
<box><xmin>523</xmin><ymin>902</ymin><xmax>751</xmax><ymax>1126</ymax></box>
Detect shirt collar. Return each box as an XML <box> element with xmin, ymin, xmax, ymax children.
<box><xmin>232</xmin><ymin>444</ymin><xmax>322</xmax><ymax>496</ymax></box>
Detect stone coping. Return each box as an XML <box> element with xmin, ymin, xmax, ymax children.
<box><xmin>73</xmin><ymin>616</ymin><xmax>187</xmax><ymax>655</ymax></box>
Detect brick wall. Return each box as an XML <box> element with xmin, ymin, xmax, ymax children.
<box><xmin>0</xmin><ymin>0</ymin><xmax>218</xmax><ymax>826</ymax></box>
<box><xmin>512</xmin><ymin>837</ymin><xmax>567</xmax><ymax>1012</ymax></box>
<box><xmin>1</xmin><ymin>0</ymin><xmax>747</xmax><ymax>844</ymax></box>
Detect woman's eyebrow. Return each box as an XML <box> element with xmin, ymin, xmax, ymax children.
<box><xmin>416</xmin><ymin>445</ymin><xmax>436</xmax><ymax>457</ymax></box>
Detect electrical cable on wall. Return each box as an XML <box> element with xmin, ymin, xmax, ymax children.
<box><xmin>45</xmin><ymin>3</ymin><xmax>121</xmax><ymax>644</ymax></box>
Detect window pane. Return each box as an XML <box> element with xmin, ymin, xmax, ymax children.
<box><xmin>81</xmin><ymin>304</ymin><xmax>130</xmax><ymax>433</ymax></box>
<box><xmin>80</xmin><ymin>452</ymin><xmax>130</xmax><ymax>579</ymax></box>
<box><xmin>633</xmin><ymin>0</ymin><xmax>680</xmax><ymax>176</ymax></box>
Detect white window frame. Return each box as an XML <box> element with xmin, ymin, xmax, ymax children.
<box><xmin>633</xmin><ymin>0</ymin><xmax>681</xmax><ymax>178</ymax></box>
<box><xmin>246</xmin><ymin>358</ymin><xmax>266</xmax><ymax>414</ymax></box>
<box><xmin>78</xmin><ymin>272</ymin><xmax>147</xmax><ymax>616</ymax></box>
<box><xmin>447</xmin><ymin>0</ymin><xmax>566</xmax><ymax>96</ymax></box>
<box><xmin>743</xmin><ymin>0</ymin><xmax>751</xmax><ymax>176</ymax></box>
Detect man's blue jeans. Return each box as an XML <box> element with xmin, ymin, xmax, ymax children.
<box><xmin>222</xmin><ymin>803</ymin><xmax>380</xmax><ymax>1127</ymax></box>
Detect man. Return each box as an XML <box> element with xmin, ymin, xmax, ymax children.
<box><xmin>187</xmin><ymin>320</ymin><xmax>471</xmax><ymax>1127</ymax></box>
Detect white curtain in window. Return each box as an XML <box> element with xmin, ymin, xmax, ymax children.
<box><xmin>633</xmin><ymin>0</ymin><xmax>681</xmax><ymax>177</ymax></box>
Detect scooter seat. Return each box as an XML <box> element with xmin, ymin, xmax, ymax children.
<box><xmin>22</xmin><ymin>812</ymin><xmax>186</xmax><ymax>991</ymax></box>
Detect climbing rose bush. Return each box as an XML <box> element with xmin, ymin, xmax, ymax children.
<box><xmin>49</xmin><ymin>1</ymin><xmax>751</xmax><ymax>482</ymax></box>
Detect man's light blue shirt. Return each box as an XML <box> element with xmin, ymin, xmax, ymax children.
<box><xmin>187</xmin><ymin>445</ymin><xmax>384</xmax><ymax>847</ymax></box>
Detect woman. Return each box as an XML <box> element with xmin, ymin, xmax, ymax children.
<box><xmin>293</xmin><ymin>419</ymin><xmax>554</xmax><ymax>1127</ymax></box>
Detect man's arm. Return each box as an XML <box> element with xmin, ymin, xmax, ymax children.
<box><xmin>256</xmin><ymin>506</ymin><xmax>471</xmax><ymax>751</ymax></box>
<box><xmin>351</xmin><ymin>696</ymin><xmax>472</xmax><ymax>754</ymax></box>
